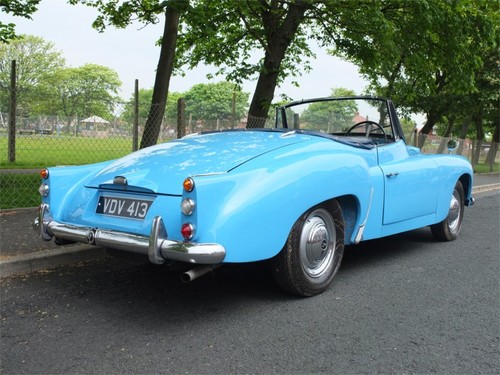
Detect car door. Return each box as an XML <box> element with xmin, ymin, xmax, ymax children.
<box><xmin>377</xmin><ymin>140</ymin><xmax>440</xmax><ymax>225</ymax></box>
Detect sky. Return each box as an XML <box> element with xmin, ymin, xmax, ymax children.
<box><xmin>3</xmin><ymin>0</ymin><xmax>369</xmax><ymax>102</ymax></box>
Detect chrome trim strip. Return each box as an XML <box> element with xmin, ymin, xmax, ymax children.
<box><xmin>354</xmin><ymin>224</ymin><xmax>366</xmax><ymax>244</ymax></box>
<box><xmin>353</xmin><ymin>187</ymin><xmax>374</xmax><ymax>244</ymax></box>
<box><xmin>33</xmin><ymin>204</ymin><xmax>226</xmax><ymax>265</ymax></box>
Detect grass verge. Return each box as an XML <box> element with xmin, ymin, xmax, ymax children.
<box><xmin>0</xmin><ymin>173</ymin><xmax>40</xmax><ymax>209</ymax></box>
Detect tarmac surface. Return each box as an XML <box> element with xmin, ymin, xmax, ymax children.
<box><xmin>1</xmin><ymin>173</ymin><xmax>499</xmax><ymax>277</ymax></box>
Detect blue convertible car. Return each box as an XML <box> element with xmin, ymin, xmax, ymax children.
<box><xmin>34</xmin><ymin>97</ymin><xmax>474</xmax><ymax>296</ymax></box>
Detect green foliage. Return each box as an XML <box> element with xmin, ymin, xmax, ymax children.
<box><xmin>0</xmin><ymin>34</ymin><xmax>121</xmax><ymax>122</ymax></box>
<box><xmin>121</xmin><ymin>88</ymin><xmax>182</xmax><ymax>123</ymax></box>
<box><xmin>299</xmin><ymin>88</ymin><xmax>357</xmax><ymax>131</ymax></box>
<box><xmin>0</xmin><ymin>35</ymin><xmax>65</xmax><ymax>113</ymax></box>
<box><xmin>0</xmin><ymin>0</ymin><xmax>41</xmax><ymax>43</ymax></box>
<box><xmin>184</xmin><ymin>81</ymin><xmax>249</xmax><ymax>121</ymax></box>
<box><xmin>177</xmin><ymin>0</ymin><xmax>315</xmax><ymax>87</ymax></box>
<box><xmin>120</xmin><ymin>82</ymin><xmax>249</xmax><ymax>128</ymax></box>
<box><xmin>69</xmin><ymin>0</ymin><xmax>163</xmax><ymax>30</ymax></box>
<box><xmin>329</xmin><ymin>0</ymin><xmax>498</xmax><ymax>137</ymax></box>
<box><xmin>40</xmin><ymin>64</ymin><xmax>122</xmax><ymax>121</ymax></box>
<box><xmin>399</xmin><ymin>117</ymin><xmax>417</xmax><ymax>140</ymax></box>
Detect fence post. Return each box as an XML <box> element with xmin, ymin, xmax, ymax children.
<box><xmin>231</xmin><ymin>91</ymin><xmax>236</xmax><ymax>129</ymax></box>
<box><xmin>293</xmin><ymin>113</ymin><xmax>300</xmax><ymax>129</ymax></box>
<box><xmin>8</xmin><ymin>60</ymin><xmax>16</xmax><ymax>163</ymax></box>
<box><xmin>177</xmin><ymin>98</ymin><xmax>186</xmax><ymax>139</ymax></box>
<box><xmin>132</xmin><ymin>79</ymin><xmax>139</xmax><ymax>151</ymax></box>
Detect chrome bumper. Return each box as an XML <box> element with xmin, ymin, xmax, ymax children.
<box><xmin>33</xmin><ymin>204</ymin><xmax>226</xmax><ymax>265</ymax></box>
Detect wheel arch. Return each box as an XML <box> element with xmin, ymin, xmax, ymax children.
<box><xmin>458</xmin><ymin>173</ymin><xmax>473</xmax><ymax>206</ymax></box>
<box><xmin>331</xmin><ymin>194</ymin><xmax>359</xmax><ymax>245</ymax></box>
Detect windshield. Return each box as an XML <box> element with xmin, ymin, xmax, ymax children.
<box><xmin>277</xmin><ymin>97</ymin><xmax>395</xmax><ymax>141</ymax></box>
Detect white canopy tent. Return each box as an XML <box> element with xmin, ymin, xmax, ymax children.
<box><xmin>81</xmin><ymin>115</ymin><xmax>110</xmax><ymax>131</ymax></box>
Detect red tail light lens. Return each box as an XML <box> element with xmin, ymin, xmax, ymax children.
<box><xmin>181</xmin><ymin>223</ymin><xmax>194</xmax><ymax>240</ymax></box>
<box><xmin>40</xmin><ymin>168</ymin><xmax>49</xmax><ymax>179</ymax></box>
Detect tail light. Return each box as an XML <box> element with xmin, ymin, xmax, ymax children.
<box><xmin>180</xmin><ymin>198</ymin><xmax>195</xmax><ymax>215</ymax></box>
<box><xmin>38</xmin><ymin>183</ymin><xmax>49</xmax><ymax>197</ymax></box>
<box><xmin>183</xmin><ymin>177</ymin><xmax>195</xmax><ymax>192</ymax></box>
<box><xmin>181</xmin><ymin>223</ymin><xmax>195</xmax><ymax>240</ymax></box>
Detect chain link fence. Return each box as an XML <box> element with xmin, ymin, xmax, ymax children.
<box><xmin>0</xmin><ymin>102</ymin><xmax>497</xmax><ymax>209</ymax></box>
<box><xmin>0</xmin><ymin>100</ymin><xmax>276</xmax><ymax>209</ymax></box>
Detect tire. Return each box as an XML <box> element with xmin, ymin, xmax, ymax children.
<box><xmin>273</xmin><ymin>200</ymin><xmax>345</xmax><ymax>297</ymax></box>
<box><xmin>431</xmin><ymin>181</ymin><xmax>465</xmax><ymax>241</ymax></box>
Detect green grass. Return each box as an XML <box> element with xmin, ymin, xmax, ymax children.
<box><xmin>0</xmin><ymin>135</ymin><xmax>134</xmax><ymax>168</ymax></box>
<box><xmin>0</xmin><ymin>172</ymin><xmax>41</xmax><ymax>209</ymax></box>
<box><xmin>0</xmin><ymin>135</ymin><xmax>137</xmax><ymax>208</ymax></box>
<box><xmin>0</xmin><ymin>135</ymin><xmax>498</xmax><ymax>209</ymax></box>
<box><xmin>474</xmin><ymin>162</ymin><xmax>499</xmax><ymax>174</ymax></box>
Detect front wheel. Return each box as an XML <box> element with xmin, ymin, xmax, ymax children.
<box><xmin>431</xmin><ymin>181</ymin><xmax>465</xmax><ymax>241</ymax></box>
<box><xmin>273</xmin><ymin>201</ymin><xmax>345</xmax><ymax>297</ymax></box>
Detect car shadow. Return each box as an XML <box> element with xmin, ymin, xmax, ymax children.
<box><xmin>16</xmin><ymin>225</ymin><xmax>441</xmax><ymax>331</ymax></box>
<box><xmin>27</xmin><ymin>229</ymin><xmax>433</xmax><ymax>316</ymax></box>
<box><xmin>341</xmin><ymin>227</ymin><xmax>435</xmax><ymax>273</ymax></box>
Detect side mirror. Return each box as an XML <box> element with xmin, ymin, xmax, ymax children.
<box><xmin>447</xmin><ymin>139</ymin><xmax>458</xmax><ymax>151</ymax></box>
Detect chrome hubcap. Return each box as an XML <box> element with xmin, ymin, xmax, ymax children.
<box><xmin>299</xmin><ymin>209</ymin><xmax>335</xmax><ymax>278</ymax></box>
<box><xmin>448</xmin><ymin>190</ymin><xmax>461</xmax><ymax>233</ymax></box>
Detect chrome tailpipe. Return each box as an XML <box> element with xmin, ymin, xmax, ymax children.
<box><xmin>181</xmin><ymin>265</ymin><xmax>221</xmax><ymax>283</ymax></box>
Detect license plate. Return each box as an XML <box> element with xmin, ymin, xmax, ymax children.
<box><xmin>96</xmin><ymin>196</ymin><xmax>153</xmax><ymax>220</ymax></box>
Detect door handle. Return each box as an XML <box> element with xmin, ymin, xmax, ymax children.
<box><xmin>386</xmin><ymin>172</ymin><xmax>399</xmax><ymax>178</ymax></box>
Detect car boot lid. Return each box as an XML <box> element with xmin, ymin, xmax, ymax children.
<box><xmin>85</xmin><ymin>130</ymin><xmax>309</xmax><ymax>194</ymax></box>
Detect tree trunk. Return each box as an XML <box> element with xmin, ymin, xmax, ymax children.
<box><xmin>418</xmin><ymin>111</ymin><xmax>440</xmax><ymax>148</ymax></box>
<box><xmin>246</xmin><ymin>1</ymin><xmax>308</xmax><ymax>128</ymax></box>
<box><xmin>246</xmin><ymin>53</ymin><xmax>282</xmax><ymax>128</ymax></box>
<box><xmin>485</xmin><ymin>122</ymin><xmax>499</xmax><ymax>169</ymax></box>
<box><xmin>436</xmin><ymin>117</ymin><xmax>455</xmax><ymax>154</ymax></box>
<box><xmin>472</xmin><ymin>113</ymin><xmax>484</xmax><ymax>166</ymax></box>
<box><xmin>456</xmin><ymin>116</ymin><xmax>471</xmax><ymax>156</ymax></box>
<box><xmin>140</xmin><ymin>6</ymin><xmax>181</xmax><ymax>148</ymax></box>
<box><xmin>418</xmin><ymin>71</ymin><xmax>447</xmax><ymax>146</ymax></box>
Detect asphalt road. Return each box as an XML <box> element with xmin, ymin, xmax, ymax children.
<box><xmin>1</xmin><ymin>190</ymin><xmax>499</xmax><ymax>375</ymax></box>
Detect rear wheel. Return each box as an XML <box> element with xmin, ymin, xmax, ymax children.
<box><xmin>431</xmin><ymin>181</ymin><xmax>464</xmax><ymax>241</ymax></box>
<box><xmin>273</xmin><ymin>201</ymin><xmax>345</xmax><ymax>297</ymax></box>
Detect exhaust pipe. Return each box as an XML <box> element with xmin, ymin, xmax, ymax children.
<box><xmin>181</xmin><ymin>265</ymin><xmax>220</xmax><ymax>283</ymax></box>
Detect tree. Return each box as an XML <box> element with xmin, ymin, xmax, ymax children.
<box><xmin>70</xmin><ymin>0</ymin><xmax>189</xmax><ymax>148</ymax></box>
<box><xmin>300</xmin><ymin>88</ymin><xmax>356</xmax><ymax>131</ymax></box>
<box><xmin>178</xmin><ymin>1</ymin><xmax>426</xmax><ymax>128</ymax></box>
<box><xmin>329</xmin><ymin>0</ymin><xmax>496</xmax><ymax>146</ymax></box>
<box><xmin>41</xmin><ymin>64</ymin><xmax>121</xmax><ymax>127</ymax></box>
<box><xmin>122</xmin><ymin>88</ymin><xmax>182</xmax><ymax>123</ymax></box>
<box><xmin>0</xmin><ymin>34</ymin><xmax>65</xmax><ymax>113</ymax></box>
<box><xmin>1</xmin><ymin>0</ymin><xmax>41</xmax><ymax>43</ymax></box>
<box><xmin>184</xmin><ymin>81</ymin><xmax>249</xmax><ymax>122</ymax></box>
<box><xmin>178</xmin><ymin>0</ymin><xmax>315</xmax><ymax>127</ymax></box>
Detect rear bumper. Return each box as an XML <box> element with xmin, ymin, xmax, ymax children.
<box><xmin>33</xmin><ymin>204</ymin><xmax>226</xmax><ymax>265</ymax></box>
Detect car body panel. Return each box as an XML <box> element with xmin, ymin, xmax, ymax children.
<box><xmin>85</xmin><ymin>131</ymin><xmax>308</xmax><ymax>195</ymax></box>
<box><xmin>34</xmin><ymin>97</ymin><xmax>474</xmax><ymax>269</ymax></box>
<box><xmin>378</xmin><ymin>140</ymin><xmax>440</xmax><ymax>224</ymax></box>
<box><xmin>188</xmin><ymin>136</ymin><xmax>376</xmax><ymax>261</ymax></box>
